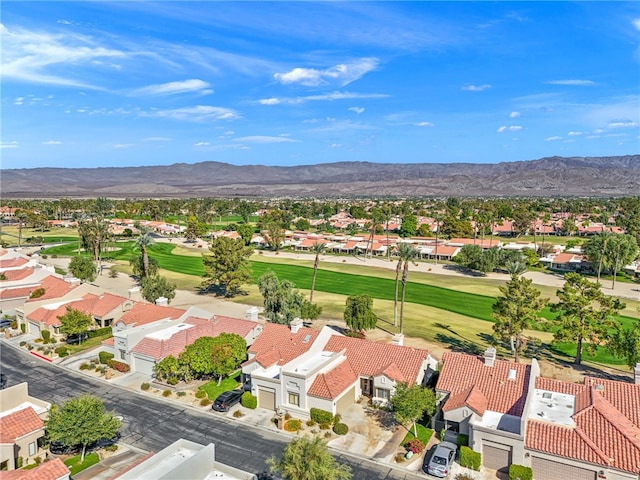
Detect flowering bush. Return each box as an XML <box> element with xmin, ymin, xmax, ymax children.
<box><xmin>406</xmin><ymin>438</ymin><xmax>425</xmax><ymax>454</ymax></box>
<box><xmin>107</xmin><ymin>359</ymin><xmax>131</xmax><ymax>372</ymax></box>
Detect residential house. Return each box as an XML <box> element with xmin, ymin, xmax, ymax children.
<box><xmin>435</xmin><ymin>349</ymin><xmax>640</xmax><ymax>479</ymax></box>
<box><xmin>0</xmin><ymin>458</ymin><xmax>69</xmax><ymax>480</ymax></box>
<box><xmin>0</xmin><ymin>383</ymin><xmax>51</xmax><ymax>471</ymax></box>
<box><xmin>548</xmin><ymin>252</ymin><xmax>588</xmax><ymax>272</ymax></box>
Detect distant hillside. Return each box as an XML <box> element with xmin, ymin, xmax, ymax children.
<box><xmin>2</xmin><ymin>155</ymin><xmax>639</xmax><ymax>198</ymax></box>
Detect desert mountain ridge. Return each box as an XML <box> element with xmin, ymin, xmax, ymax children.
<box><xmin>2</xmin><ymin>155</ymin><xmax>639</xmax><ymax>198</ymax></box>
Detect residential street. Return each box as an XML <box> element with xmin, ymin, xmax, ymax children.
<box><xmin>0</xmin><ymin>342</ymin><xmax>427</xmax><ymax>480</ymax></box>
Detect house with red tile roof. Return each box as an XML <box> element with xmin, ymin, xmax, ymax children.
<box><xmin>0</xmin><ymin>457</ymin><xmax>70</xmax><ymax>480</ymax></box>
<box><xmin>243</xmin><ymin>320</ymin><xmax>436</xmax><ymax>417</ymax></box>
<box><xmin>0</xmin><ymin>383</ymin><xmax>52</xmax><ymax>472</ymax></box>
<box><xmin>436</xmin><ymin>349</ymin><xmax>640</xmax><ymax>479</ymax></box>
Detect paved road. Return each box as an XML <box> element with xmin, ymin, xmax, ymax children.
<box><xmin>0</xmin><ymin>342</ymin><xmax>425</xmax><ymax>480</ymax></box>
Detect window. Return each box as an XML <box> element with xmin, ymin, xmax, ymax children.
<box><xmin>29</xmin><ymin>441</ymin><xmax>36</xmax><ymax>456</ymax></box>
<box><xmin>119</xmin><ymin>349</ymin><xmax>126</xmax><ymax>360</ymax></box>
<box><xmin>288</xmin><ymin>392</ymin><xmax>300</xmax><ymax>407</ymax></box>
<box><xmin>376</xmin><ymin>388</ymin><xmax>390</xmax><ymax>401</ymax></box>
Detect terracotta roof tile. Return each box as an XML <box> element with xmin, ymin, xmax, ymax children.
<box><xmin>28</xmin><ymin>292</ymin><xmax>127</xmax><ymax>327</ymax></box>
<box><xmin>308</xmin><ymin>359</ymin><xmax>358</xmax><ymax>399</ymax></box>
<box><xmin>0</xmin><ymin>258</ymin><xmax>29</xmax><ymax>269</ymax></box>
<box><xmin>247</xmin><ymin>323</ymin><xmax>319</xmax><ymax>366</ymax></box>
<box><xmin>27</xmin><ymin>276</ymin><xmax>79</xmax><ymax>302</ymax></box>
<box><xmin>443</xmin><ymin>385</ymin><xmax>488</xmax><ymax>416</ymax></box>
<box><xmin>0</xmin><ymin>285</ymin><xmax>33</xmax><ymax>300</ymax></box>
<box><xmin>0</xmin><ymin>407</ymin><xmax>44</xmax><ymax>443</ymax></box>
<box><xmin>0</xmin><ymin>458</ymin><xmax>69</xmax><ymax>480</ymax></box>
<box><xmin>116</xmin><ymin>302</ymin><xmax>185</xmax><ymax>327</ymax></box>
<box><xmin>1</xmin><ymin>267</ymin><xmax>34</xmax><ymax>281</ymax></box>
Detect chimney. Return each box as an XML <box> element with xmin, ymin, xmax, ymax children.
<box><xmin>290</xmin><ymin>318</ymin><xmax>303</xmax><ymax>334</ymax></box>
<box><xmin>128</xmin><ymin>286</ymin><xmax>141</xmax><ymax>301</ymax></box>
<box><xmin>635</xmin><ymin>363</ymin><xmax>640</xmax><ymax>385</ymax></box>
<box><xmin>484</xmin><ymin>347</ymin><xmax>496</xmax><ymax>367</ymax></box>
<box><xmin>392</xmin><ymin>333</ymin><xmax>404</xmax><ymax>346</ymax></box>
<box><xmin>245</xmin><ymin>307</ymin><xmax>259</xmax><ymax>321</ymax></box>
<box><xmin>155</xmin><ymin>296</ymin><xmax>168</xmax><ymax>307</ymax></box>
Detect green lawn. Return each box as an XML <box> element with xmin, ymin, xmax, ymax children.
<box><xmin>64</xmin><ymin>452</ymin><xmax>99</xmax><ymax>476</ymax></box>
<box><xmin>198</xmin><ymin>371</ymin><xmax>242</xmax><ymax>399</ymax></box>
<box><xmin>402</xmin><ymin>423</ymin><xmax>434</xmax><ymax>447</ymax></box>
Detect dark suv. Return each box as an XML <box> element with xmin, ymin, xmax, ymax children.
<box><xmin>66</xmin><ymin>333</ymin><xmax>88</xmax><ymax>344</ymax></box>
<box><xmin>212</xmin><ymin>390</ymin><xmax>244</xmax><ymax>412</ymax></box>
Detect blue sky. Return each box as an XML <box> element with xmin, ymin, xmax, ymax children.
<box><xmin>2</xmin><ymin>1</ymin><xmax>639</xmax><ymax>169</ymax></box>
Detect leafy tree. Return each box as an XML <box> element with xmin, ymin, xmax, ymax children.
<box><xmin>608</xmin><ymin>319</ymin><xmax>640</xmax><ymax>369</ymax></box>
<box><xmin>492</xmin><ymin>275</ymin><xmax>547</xmax><ymax>362</ymax></box>
<box><xmin>294</xmin><ymin>218</ymin><xmax>311</xmax><ymax>231</ymax></box>
<box><xmin>265</xmin><ymin>222</ymin><xmax>285</xmax><ymax>251</ymax></box>
<box><xmin>134</xmin><ymin>231</ymin><xmax>154</xmax><ymax>278</ymax></box>
<box><xmin>268</xmin><ymin>436</ymin><xmax>352</xmax><ymax>480</ymax></box>
<box><xmin>201</xmin><ymin>236</ymin><xmax>253</xmax><ymax>296</ymax></box>
<box><xmin>58</xmin><ymin>307</ymin><xmax>92</xmax><ymax>341</ymax></box>
<box><xmin>398</xmin><ymin>214</ymin><xmax>417</xmax><ymax>238</ymax></box>
<box><xmin>140</xmin><ymin>275</ymin><xmax>176</xmax><ymax>304</ymax></box>
<box><xmin>154</xmin><ymin>355</ymin><xmax>189</xmax><ymax>384</ymax></box>
<box><xmin>390</xmin><ymin>382</ymin><xmax>436</xmax><ymax>437</ymax></box>
<box><xmin>512</xmin><ymin>206</ymin><xmax>536</xmax><ymax>237</ymax></box>
<box><xmin>78</xmin><ymin>218</ymin><xmax>109</xmax><ymax>268</ymax></box>
<box><xmin>236</xmin><ymin>223</ymin><xmax>255</xmax><ymax>245</ymax></box>
<box><xmin>605</xmin><ymin>234</ymin><xmax>638</xmax><ymax>289</ymax></box>
<box><xmin>46</xmin><ymin>395</ymin><xmax>121</xmax><ymax>462</ymax></box>
<box><xmin>344</xmin><ymin>295</ymin><xmax>377</xmax><ymax>333</ymax></box>
<box><xmin>184</xmin><ymin>215</ymin><xmax>200</xmax><ymax>242</ymax></box>
<box><xmin>209</xmin><ymin>333</ymin><xmax>247</xmax><ymax>385</ymax></box>
<box><xmin>258</xmin><ymin>271</ymin><xmax>311</xmax><ymax>324</ymax></box>
<box><xmin>551</xmin><ymin>273</ymin><xmax>625</xmax><ymax>365</ymax></box>
<box><xmin>309</xmin><ymin>241</ymin><xmax>326</xmax><ymax>303</ymax></box>
<box><xmin>68</xmin><ymin>255</ymin><xmax>97</xmax><ymax>282</ymax></box>
<box><xmin>583</xmin><ymin>232</ymin><xmax>611</xmax><ymax>282</ymax></box>
<box><xmin>236</xmin><ymin>200</ymin><xmax>254</xmax><ymax>223</ymax></box>
<box><xmin>129</xmin><ymin>253</ymin><xmax>159</xmax><ymax>279</ymax></box>
<box><xmin>616</xmin><ymin>197</ymin><xmax>640</xmax><ymax>246</ymax></box>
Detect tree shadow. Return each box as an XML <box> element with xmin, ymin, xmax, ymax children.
<box><xmin>441</xmin><ymin>264</ymin><xmax>488</xmax><ymax>277</ymax></box>
<box><xmin>363</xmin><ymin>405</ymin><xmax>397</xmax><ymax>430</ymax></box>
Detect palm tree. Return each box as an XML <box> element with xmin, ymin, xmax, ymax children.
<box><xmin>78</xmin><ymin>219</ymin><xmax>109</xmax><ymax>274</ymax></box>
<box><xmin>309</xmin><ymin>241</ymin><xmax>326</xmax><ymax>303</ymax></box>
<box><xmin>135</xmin><ymin>230</ymin><xmax>155</xmax><ymax>279</ymax></box>
<box><xmin>399</xmin><ymin>244</ymin><xmax>419</xmax><ymax>335</ymax></box>
<box><xmin>393</xmin><ymin>243</ymin><xmax>417</xmax><ymax>328</ymax></box>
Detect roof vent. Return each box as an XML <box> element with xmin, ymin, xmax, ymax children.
<box><xmin>302</xmin><ymin>334</ymin><xmax>312</xmax><ymax>343</ymax></box>
<box><xmin>542</xmin><ymin>392</ymin><xmax>552</xmax><ymax>400</ymax></box>
<box><xmin>507</xmin><ymin>369</ymin><xmax>517</xmax><ymax>381</ymax></box>
<box><xmin>484</xmin><ymin>347</ymin><xmax>496</xmax><ymax>367</ymax></box>
<box><xmin>595</xmin><ymin>384</ymin><xmax>604</xmax><ymax>392</ymax></box>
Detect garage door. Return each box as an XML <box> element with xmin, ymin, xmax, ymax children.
<box><xmin>336</xmin><ymin>386</ymin><xmax>355</xmax><ymax>413</ymax></box>
<box><xmin>532</xmin><ymin>457</ymin><xmax>596</xmax><ymax>480</ymax></box>
<box><xmin>134</xmin><ymin>356</ymin><xmax>155</xmax><ymax>376</ymax></box>
<box><xmin>258</xmin><ymin>388</ymin><xmax>276</xmax><ymax>411</ymax></box>
<box><xmin>483</xmin><ymin>443</ymin><xmax>511</xmax><ymax>473</ymax></box>
<box><xmin>29</xmin><ymin>321</ymin><xmax>41</xmax><ymax>337</ymax></box>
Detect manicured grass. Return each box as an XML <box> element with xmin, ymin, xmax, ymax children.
<box><xmin>402</xmin><ymin>424</ymin><xmax>434</xmax><ymax>446</ymax></box>
<box><xmin>64</xmin><ymin>452</ymin><xmax>99</xmax><ymax>476</ymax></box>
<box><xmin>65</xmin><ymin>332</ymin><xmax>113</xmax><ymax>355</ymax></box>
<box><xmin>198</xmin><ymin>371</ymin><xmax>241</xmax><ymax>399</ymax></box>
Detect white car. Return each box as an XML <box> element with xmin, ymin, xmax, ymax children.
<box><xmin>424</xmin><ymin>441</ymin><xmax>457</xmax><ymax>477</ymax></box>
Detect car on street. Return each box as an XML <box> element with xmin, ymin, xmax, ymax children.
<box><xmin>424</xmin><ymin>441</ymin><xmax>457</xmax><ymax>477</ymax></box>
<box><xmin>212</xmin><ymin>389</ymin><xmax>244</xmax><ymax>412</ymax></box>
<box><xmin>66</xmin><ymin>333</ymin><xmax>88</xmax><ymax>344</ymax></box>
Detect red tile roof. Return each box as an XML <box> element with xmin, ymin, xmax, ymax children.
<box><xmin>323</xmin><ymin>335</ymin><xmax>429</xmax><ymax>385</ymax></box>
<box><xmin>0</xmin><ymin>458</ymin><xmax>69</xmax><ymax>480</ymax></box>
<box><xmin>0</xmin><ymin>407</ymin><xmax>44</xmax><ymax>443</ymax></box>
<box><xmin>436</xmin><ymin>352</ymin><xmax>530</xmax><ymax>416</ymax></box>
<box><xmin>26</xmin><ymin>275</ymin><xmax>79</xmax><ymax>302</ymax></box>
<box><xmin>1</xmin><ymin>267</ymin><xmax>34</xmax><ymax>281</ymax></box>
<box><xmin>116</xmin><ymin>302</ymin><xmax>185</xmax><ymax>327</ymax></box>
<box><xmin>308</xmin><ymin>358</ymin><xmax>358</xmax><ymax>399</ymax></box>
<box><xmin>0</xmin><ymin>285</ymin><xmax>33</xmax><ymax>300</ymax></box>
<box><xmin>28</xmin><ymin>292</ymin><xmax>128</xmax><ymax>327</ymax></box>
<box><xmin>443</xmin><ymin>385</ymin><xmax>488</xmax><ymax>416</ymax></box>
<box><xmin>246</xmin><ymin>323</ymin><xmax>319</xmax><ymax>367</ymax></box>
<box><xmin>0</xmin><ymin>258</ymin><xmax>29</xmax><ymax>269</ymax></box>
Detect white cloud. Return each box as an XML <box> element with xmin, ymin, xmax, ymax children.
<box><xmin>233</xmin><ymin>136</ymin><xmax>299</xmax><ymax>144</ymax></box>
<box><xmin>274</xmin><ymin>57</ymin><xmax>378</xmax><ymax>87</ymax></box>
<box><xmin>142</xmin><ymin>136</ymin><xmax>171</xmax><ymax>142</ymax></box>
<box><xmin>132</xmin><ymin>79</ymin><xmax>212</xmax><ymax>96</ymax></box>
<box><xmin>415</xmin><ymin>121</ymin><xmax>434</xmax><ymax>127</ymax></box>
<box><xmin>0</xmin><ymin>141</ymin><xmax>19</xmax><ymax>149</ymax></box>
<box><xmin>546</xmin><ymin>79</ymin><xmax>595</xmax><ymax>86</ymax></box>
<box><xmin>497</xmin><ymin>125</ymin><xmax>523</xmax><ymax>133</ymax></box>
<box><xmin>141</xmin><ymin>105</ymin><xmax>240</xmax><ymax>122</ymax></box>
<box><xmin>568</xmin><ymin>131</ymin><xmax>583</xmax><ymax>136</ymax></box>
<box><xmin>633</xmin><ymin>18</ymin><xmax>640</xmax><ymax>31</ymax></box>
<box><xmin>14</xmin><ymin>97</ymin><xmax>24</xmax><ymax>105</ymax></box>
<box><xmin>42</xmin><ymin>140</ymin><xmax>62</xmax><ymax>145</ymax></box>
<box><xmin>545</xmin><ymin>136</ymin><xmax>562</xmax><ymax>141</ymax></box>
<box><xmin>349</xmin><ymin>107</ymin><xmax>365</xmax><ymax>114</ymax></box>
<box><xmin>259</xmin><ymin>97</ymin><xmax>281</xmax><ymax>105</ymax></box>
<box><xmin>509</xmin><ymin>111</ymin><xmax>520</xmax><ymax>118</ymax></box>
<box><xmin>113</xmin><ymin>143</ymin><xmax>134</xmax><ymax>149</ymax></box>
<box><xmin>330</xmin><ymin>143</ymin><xmax>342</xmax><ymax>148</ymax></box>
<box><xmin>194</xmin><ymin>141</ymin><xmax>210</xmax><ymax>146</ymax></box>
<box><xmin>462</xmin><ymin>84</ymin><xmax>491</xmax><ymax>92</ymax></box>
<box><xmin>608</xmin><ymin>119</ymin><xmax>639</xmax><ymax>128</ymax></box>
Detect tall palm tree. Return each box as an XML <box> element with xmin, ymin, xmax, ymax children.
<box><xmin>78</xmin><ymin>219</ymin><xmax>109</xmax><ymax>274</ymax></box>
<box><xmin>309</xmin><ymin>241</ymin><xmax>326</xmax><ymax>303</ymax></box>
<box><xmin>399</xmin><ymin>244</ymin><xmax>419</xmax><ymax>335</ymax></box>
<box><xmin>394</xmin><ymin>243</ymin><xmax>417</xmax><ymax>327</ymax></box>
<box><xmin>135</xmin><ymin>230</ymin><xmax>155</xmax><ymax>279</ymax></box>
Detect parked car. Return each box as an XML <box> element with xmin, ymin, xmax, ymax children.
<box><xmin>424</xmin><ymin>441</ymin><xmax>457</xmax><ymax>477</ymax></box>
<box><xmin>89</xmin><ymin>432</ymin><xmax>121</xmax><ymax>450</ymax></box>
<box><xmin>49</xmin><ymin>441</ymin><xmax>81</xmax><ymax>455</ymax></box>
<box><xmin>0</xmin><ymin>319</ymin><xmax>13</xmax><ymax>329</ymax></box>
<box><xmin>212</xmin><ymin>390</ymin><xmax>244</xmax><ymax>412</ymax></box>
<box><xmin>66</xmin><ymin>333</ymin><xmax>88</xmax><ymax>344</ymax></box>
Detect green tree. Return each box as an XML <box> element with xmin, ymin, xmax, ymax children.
<box><xmin>154</xmin><ymin>355</ymin><xmax>189</xmax><ymax>385</ymax></box>
<box><xmin>202</xmin><ymin>236</ymin><xmax>253</xmax><ymax>296</ymax></box>
<box><xmin>134</xmin><ymin>231</ymin><xmax>154</xmax><ymax>279</ymax></box>
<box><xmin>129</xmin><ymin>254</ymin><xmax>159</xmax><ymax>279</ymax></box>
<box><xmin>258</xmin><ymin>271</ymin><xmax>308</xmax><ymax>324</ymax></box>
<box><xmin>58</xmin><ymin>307</ymin><xmax>92</xmax><ymax>341</ymax></box>
<box><xmin>398</xmin><ymin>214</ymin><xmax>417</xmax><ymax>238</ymax></box>
<box><xmin>68</xmin><ymin>255</ymin><xmax>97</xmax><ymax>282</ymax></box>
<box><xmin>78</xmin><ymin>218</ymin><xmax>109</xmax><ymax>270</ymax></box>
<box><xmin>492</xmin><ymin>275</ymin><xmax>547</xmax><ymax>362</ymax></box>
<box><xmin>605</xmin><ymin>234</ymin><xmax>638</xmax><ymax>289</ymax></box>
<box><xmin>236</xmin><ymin>201</ymin><xmax>254</xmax><ymax>224</ymax></box>
<box><xmin>179</xmin><ymin>337</ymin><xmax>218</xmax><ymax>378</ymax></box>
<box><xmin>184</xmin><ymin>215</ymin><xmax>199</xmax><ymax>242</ymax></box>
<box><xmin>140</xmin><ymin>275</ymin><xmax>176</xmax><ymax>304</ymax></box>
<box><xmin>268</xmin><ymin>436</ymin><xmax>352</xmax><ymax>480</ymax></box>
<box><xmin>45</xmin><ymin>395</ymin><xmax>121</xmax><ymax>462</ymax></box>
<box><xmin>551</xmin><ymin>273</ymin><xmax>625</xmax><ymax>365</ymax></box>
<box><xmin>344</xmin><ymin>294</ymin><xmax>377</xmax><ymax>333</ymax></box>
<box><xmin>608</xmin><ymin>319</ymin><xmax>640</xmax><ymax>369</ymax></box>
<box><xmin>294</xmin><ymin>218</ymin><xmax>311</xmax><ymax>231</ymax></box>
<box><xmin>236</xmin><ymin>223</ymin><xmax>255</xmax><ymax>245</ymax></box>
<box><xmin>209</xmin><ymin>333</ymin><xmax>247</xmax><ymax>385</ymax></box>
<box><xmin>390</xmin><ymin>382</ymin><xmax>436</xmax><ymax>437</ymax></box>
<box><xmin>309</xmin><ymin>241</ymin><xmax>326</xmax><ymax>303</ymax></box>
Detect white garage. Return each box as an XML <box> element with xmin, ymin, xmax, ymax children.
<box><xmin>28</xmin><ymin>321</ymin><xmax>41</xmax><ymax>338</ymax></box>
<box><xmin>258</xmin><ymin>388</ymin><xmax>276</xmax><ymax>411</ymax></box>
<box><xmin>532</xmin><ymin>456</ymin><xmax>597</xmax><ymax>480</ymax></box>
<box><xmin>132</xmin><ymin>354</ymin><xmax>156</xmax><ymax>376</ymax></box>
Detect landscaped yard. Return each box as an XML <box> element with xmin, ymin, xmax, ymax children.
<box><xmin>402</xmin><ymin>423</ymin><xmax>434</xmax><ymax>447</ymax></box>
<box><xmin>63</xmin><ymin>452</ymin><xmax>99</xmax><ymax>476</ymax></box>
<box><xmin>198</xmin><ymin>371</ymin><xmax>242</xmax><ymax>400</ymax></box>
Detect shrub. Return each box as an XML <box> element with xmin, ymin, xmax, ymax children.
<box><xmin>306</xmin><ymin>419</ymin><xmax>316</xmax><ymax>427</ymax></box>
<box><xmin>324</xmin><ymin>431</ymin><xmax>332</xmax><ymax>438</ymax></box>
<box><xmin>319</xmin><ymin>422</ymin><xmax>331</xmax><ymax>430</ymax></box>
<box><xmin>310</xmin><ymin>408</ymin><xmax>333</xmax><ymax>425</ymax></box>
<box><xmin>41</xmin><ymin>330</ymin><xmax>51</xmax><ymax>342</ymax></box>
<box><xmin>105</xmin><ymin>444</ymin><xmax>118</xmax><ymax>452</ymax></box>
<box><xmin>405</xmin><ymin>438</ymin><xmax>425</xmax><ymax>454</ymax></box>
<box><xmin>332</xmin><ymin>413</ymin><xmax>342</xmax><ymax>426</ymax></box>
<box><xmin>457</xmin><ymin>434</ymin><xmax>469</xmax><ymax>447</ymax></box>
<box><xmin>241</xmin><ymin>392</ymin><xmax>257</xmax><ymax>409</ymax></box>
<box><xmin>107</xmin><ymin>359</ymin><xmax>131</xmax><ymax>372</ymax></box>
<box><xmin>284</xmin><ymin>419</ymin><xmax>302</xmax><ymax>432</ymax></box>
<box><xmin>99</xmin><ymin>351</ymin><xmax>114</xmax><ymax>364</ymax></box>
<box><xmin>200</xmin><ymin>398</ymin><xmax>212</xmax><ymax>407</ymax></box>
<box><xmin>459</xmin><ymin>446</ymin><xmax>481</xmax><ymax>471</ymax></box>
<box><xmin>454</xmin><ymin>475</ymin><xmax>476</xmax><ymax>480</ymax></box>
<box><xmin>195</xmin><ymin>390</ymin><xmax>207</xmax><ymax>399</ymax></box>
<box><xmin>87</xmin><ymin>327</ymin><xmax>112</xmax><ymax>339</ymax></box>
<box><xmin>332</xmin><ymin>423</ymin><xmax>349</xmax><ymax>435</ymax></box>
<box><xmin>162</xmin><ymin>390</ymin><xmax>171</xmax><ymax>397</ymax></box>
<box><xmin>20</xmin><ymin>341</ymin><xmax>27</xmax><ymax>347</ymax></box>
<box><xmin>11</xmin><ymin>321</ymin><xmax>17</xmax><ymax>329</ymax></box>
<box><xmin>20</xmin><ymin>324</ymin><xmax>26</xmax><ymax>333</ymax></box>
<box><xmin>55</xmin><ymin>346</ymin><xmax>69</xmax><ymax>357</ymax></box>
<box><xmin>141</xmin><ymin>383</ymin><xmax>150</xmax><ymax>391</ymax></box>
<box><xmin>177</xmin><ymin>391</ymin><xmax>186</xmax><ymax>397</ymax></box>
<box><xmin>509</xmin><ymin>465</ymin><xmax>533</xmax><ymax>480</ymax></box>
<box><xmin>284</xmin><ymin>412</ymin><xmax>292</xmax><ymax>420</ymax></box>
<box><xmin>167</xmin><ymin>377</ymin><xmax>178</xmax><ymax>386</ymax></box>
<box><xmin>37</xmin><ymin>346</ymin><xmax>44</xmax><ymax>352</ymax></box>
<box><xmin>15</xmin><ymin>457</ymin><xmax>23</xmax><ymax>468</ymax></box>
<box><xmin>27</xmin><ymin>344</ymin><xmax>33</xmax><ymax>351</ymax></box>
<box><xmin>394</xmin><ymin>454</ymin><xmax>406</xmax><ymax>463</ymax></box>
<box><xmin>233</xmin><ymin>409</ymin><xmax>243</xmax><ymax>418</ymax></box>
<box><xmin>29</xmin><ymin>288</ymin><xmax>45</xmax><ymax>299</ymax></box>
<box><xmin>34</xmin><ymin>338</ymin><xmax>43</xmax><ymax>343</ymax></box>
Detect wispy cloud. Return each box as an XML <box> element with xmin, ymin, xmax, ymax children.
<box><xmin>233</xmin><ymin>136</ymin><xmax>300</xmax><ymax>144</ymax></box>
<box><xmin>258</xmin><ymin>91</ymin><xmax>388</xmax><ymax>105</ymax></box>
<box><xmin>497</xmin><ymin>125</ymin><xmax>522</xmax><ymax>132</ymax></box>
<box><xmin>141</xmin><ymin>105</ymin><xmax>240</xmax><ymax>122</ymax></box>
<box><xmin>607</xmin><ymin>119</ymin><xmax>639</xmax><ymax>128</ymax></box>
<box><xmin>0</xmin><ymin>141</ymin><xmax>19</xmax><ymax>149</ymax></box>
<box><xmin>42</xmin><ymin>140</ymin><xmax>62</xmax><ymax>145</ymax></box>
<box><xmin>568</xmin><ymin>131</ymin><xmax>583</xmax><ymax>136</ymax></box>
<box><xmin>194</xmin><ymin>141</ymin><xmax>210</xmax><ymax>146</ymax></box>
<box><xmin>349</xmin><ymin>107</ymin><xmax>365</xmax><ymax>114</ymax></box>
<box><xmin>545</xmin><ymin>136</ymin><xmax>562</xmax><ymax>141</ymax></box>
<box><xmin>546</xmin><ymin>79</ymin><xmax>594</xmax><ymax>86</ymax></box>
<box><xmin>462</xmin><ymin>84</ymin><xmax>491</xmax><ymax>92</ymax></box>
<box><xmin>142</xmin><ymin>136</ymin><xmax>171</xmax><ymax>142</ymax></box>
<box><xmin>509</xmin><ymin>111</ymin><xmax>520</xmax><ymax>118</ymax></box>
<box><xmin>330</xmin><ymin>143</ymin><xmax>342</xmax><ymax>148</ymax></box>
<box><xmin>259</xmin><ymin>98</ymin><xmax>280</xmax><ymax>105</ymax></box>
<box><xmin>132</xmin><ymin>79</ymin><xmax>212</xmax><ymax>96</ymax></box>
<box><xmin>113</xmin><ymin>143</ymin><xmax>134</xmax><ymax>149</ymax></box>
<box><xmin>415</xmin><ymin>121</ymin><xmax>434</xmax><ymax>127</ymax></box>
<box><xmin>274</xmin><ymin>58</ymin><xmax>379</xmax><ymax>87</ymax></box>
<box><xmin>633</xmin><ymin>18</ymin><xmax>640</xmax><ymax>31</ymax></box>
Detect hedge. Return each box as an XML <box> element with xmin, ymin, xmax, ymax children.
<box><xmin>509</xmin><ymin>465</ymin><xmax>533</xmax><ymax>480</ymax></box>
<box><xmin>99</xmin><ymin>351</ymin><xmax>114</xmax><ymax>364</ymax></box>
<box><xmin>41</xmin><ymin>330</ymin><xmax>51</xmax><ymax>342</ymax></box>
<box><xmin>88</xmin><ymin>327</ymin><xmax>112</xmax><ymax>339</ymax></box>
<box><xmin>459</xmin><ymin>446</ymin><xmax>481</xmax><ymax>471</ymax></box>
<box><xmin>241</xmin><ymin>392</ymin><xmax>257</xmax><ymax>409</ymax></box>
<box><xmin>310</xmin><ymin>408</ymin><xmax>333</xmax><ymax>425</ymax></box>
<box><xmin>107</xmin><ymin>359</ymin><xmax>131</xmax><ymax>372</ymax></box>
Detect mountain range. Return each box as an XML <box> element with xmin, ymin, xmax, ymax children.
<box><xmin>2</xmin><ymin>155</ymin><xmax>639</xmax><ymax>198</ymax></box>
